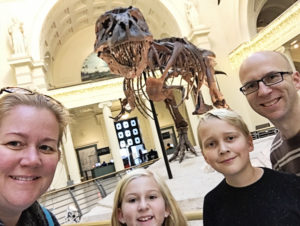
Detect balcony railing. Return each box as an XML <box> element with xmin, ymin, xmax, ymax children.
<box><xmin>39</xmin><ymin>159</ymin><xmax>159</xmax><ymax>224</ymax></box>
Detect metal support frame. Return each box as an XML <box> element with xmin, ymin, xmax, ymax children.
<box><xmin>94</xmin><ymin>179</ymin><xmax>107</xmax><ymax>198</ymax></box>
<box><xmin>68</xmin><ymin>188</ymin><xmax>82</xmax><ymax>218</ymax></box>
<box><xmin>143</xmin><ymin>73</ymin><xmax>173</xmax><ymax>179</ymax></box>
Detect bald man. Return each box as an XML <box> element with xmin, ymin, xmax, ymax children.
<box><xmin>239</xmin><ymin>51</ymin><xmax>300</xmax><ymax>176</ymax></box>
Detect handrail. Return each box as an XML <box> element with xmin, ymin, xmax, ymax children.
<box><xmin>41</xmin><ymin>158</ymin><xmax>159</xmax><ymax>197</ymax></box>
<box><xmin>39</xmin><ymin>158</ymin><xmax>160</xmax><ymax>224</ymax></box>
<box><xmin>185</xmin><ymin>210</ymin><xmax>203</xmax><ymax>221</ymax></box>
<box><xmin>63</xmin><ymin>221</ymin><xmax>110</xmax><ymax>226</ymax></box>
<box><xmin>62</xmin><ymin>210</ymin><xmax>203</xmax><ymax>226</ymax></box>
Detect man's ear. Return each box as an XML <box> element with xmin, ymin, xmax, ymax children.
<box><xmin>118</xmin><ymin>208</ymin><xmax>126</xmax><ymax>224</ymax></box>
<box><xmin>247</xmin><ymin>135</ymin><xmax>254</xmax><ymax>153</ymax></box>
<box><xmin>292</xmin><ymin>71</ymin><xmax>300</xmax><ymax>90</ymax></box>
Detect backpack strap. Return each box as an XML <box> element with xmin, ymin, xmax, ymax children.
<box><xmin>41</xmin><ymin>206</ymin><xmax>54</xmax><ymax>226</ymax></box>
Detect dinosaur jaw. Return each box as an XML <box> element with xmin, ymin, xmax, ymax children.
<box><xmin>96</xmin><ymin>40</ymin><xmax>151</xmax><ymax>79</ymax></box>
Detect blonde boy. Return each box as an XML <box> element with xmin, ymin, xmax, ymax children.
<box><xmin>197</xmin><ymin>108</ymin><xmax>300</xmax><ymax>226</ymax></box>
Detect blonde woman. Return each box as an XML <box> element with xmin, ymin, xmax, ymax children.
<box><xmin>0</xmin><ymin>87</ymin><xmax>70</xmax><ymax>226</ymax></box>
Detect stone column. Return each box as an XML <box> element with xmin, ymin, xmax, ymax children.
<box><xmin>98</xmin><ymin>101</ymin><xmax>124</xmax><ymax>171</ymax></box>
<box><xmin>145</xmin><ymin>99</ymin><xmax>163</xmax><ymax>158</ymax></box>
<box><xmin>184</xmin><ymin>97</ymin><xmax>200</xmax><ymax>147</ymax></box>
<box><xmin>62</xmin><ymin>125</ymin><xmax>81</xmax><ymax>184</ymax></box>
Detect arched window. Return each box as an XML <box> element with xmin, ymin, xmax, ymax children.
<box><xmin>81</xmin><ymin>52</ymin><xmax>120</xmax><ymax>82</ymax></box>
<box><xmin>256</xmin><ymin>0</ymin><xmax>297</xmax><ymax>32</ymax></box>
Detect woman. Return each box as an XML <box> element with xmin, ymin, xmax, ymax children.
<box><xmin>0</xmin><ymin>87</ymin><xmax>70</xmax><ymax>225</ymax></box>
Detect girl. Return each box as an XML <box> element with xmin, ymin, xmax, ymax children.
<box><xmin>111</xmin><ymin>168</ymin><xmax>187</xmax><ymax>226</ymax></box>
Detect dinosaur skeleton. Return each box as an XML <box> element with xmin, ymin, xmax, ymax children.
<box><xmin>94</xmin><ymin>6</ymin><xmax>229</xmax><ymax>162</ymax></box>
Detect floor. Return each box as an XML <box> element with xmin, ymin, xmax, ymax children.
<box><xmin>80</xmin><ymin>135</ymin><xmax>275</xmax><ymax>225</ymax></box>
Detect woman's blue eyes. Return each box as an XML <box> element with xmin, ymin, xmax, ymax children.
<box><xmin>6</xmin><ymin>141</ymin><xmax>56</xmax><ymax>153</ymax></box>
<box><xmin>8</xmin><ymin>141</ymin><xmax>21</xmax><ymax>146</ymax></box>
<box><xmin>6</xmin><ymin>141</ymin><xmax>23</xmax><ymax>149</ymax></box>
<box><xmin>40</xmin><ymin>145</ymin><xmax>55</xmax><ymax>152</ymax></box>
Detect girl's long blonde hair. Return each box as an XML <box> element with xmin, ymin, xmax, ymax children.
<box><xmin>111</xmin><ymin>168</ymin><xmax>188</xmax><ymax>226</ymax></box>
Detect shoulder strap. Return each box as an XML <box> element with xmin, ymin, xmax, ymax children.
<box><xmin>41</xmin><ymin>206</ymin><xmax>54</xmax><ymax>226</ymax></box>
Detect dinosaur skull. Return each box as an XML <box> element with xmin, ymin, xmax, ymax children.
<box><xmin>94</xmin><ymin>6</ymin><xmax>153</xmax><ymax>78</ymax></box>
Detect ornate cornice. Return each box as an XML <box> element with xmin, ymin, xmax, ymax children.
<box><xmin>46</xmin><ymin>78</ymin><xmax>124</xmax><ymax>109</ymax></box>
<box><xmin>229</xmin><ymin>2</ymin><xmax>300</xmax><ymax>69</ymax></box>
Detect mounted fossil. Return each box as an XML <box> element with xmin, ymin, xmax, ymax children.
<box><xmin>94</xmin><ymin>6</ymin><xmax>229</xmax><ymax>162</ymax></box>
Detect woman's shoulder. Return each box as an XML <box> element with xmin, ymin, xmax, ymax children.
<box><xmin>19</xmin><ymin>202</ymin><xmax>60</xmax><ymax>225</ymax></box>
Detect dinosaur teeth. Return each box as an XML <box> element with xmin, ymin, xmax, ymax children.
<box><xmin>110</xmin><ymin>41</ymin><xmax>145</xmax><ymax>67</ymax></box>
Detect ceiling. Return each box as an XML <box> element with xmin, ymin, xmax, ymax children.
<box><xmin>256</xmin><ymin>0</ymin><xmax>297</xmax><ymax>28</ymax></box>
<box><xmin>257</xmin><ymin>0</ymin><xmax>300</xmax><ymax>70</ymax></box>
<box><xmin>40</xmin><ymin>0</ymin><xmax>300</xmax><ymax>79</ymax></box>
<box><xmin>39</xmin><ymin>0</ymin><xmax>181</xmax><ymax>63</ymax></box>
<box><xmin>44</xmin><ymin>0</ymin><xmax>300</xmax><ymax>115</ymax></box>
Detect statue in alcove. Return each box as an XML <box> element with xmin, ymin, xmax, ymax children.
<box><xmin>8</xmin><ymin>17</ymin><xmax>27</xmax><ymax>56</ymax></box>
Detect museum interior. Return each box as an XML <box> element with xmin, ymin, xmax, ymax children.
<box><xmin>1</xmin><ymin>0</ymin><xmax>299</xmax><ymax>224</ymax></box>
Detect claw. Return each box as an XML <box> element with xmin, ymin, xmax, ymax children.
<box><xmin>193</xmin><ymin>90</ymin><xmax>213</xmax><ymax>115</ymax></box>
<box><xmin>178</xmin><ymin>147</ymin><xmax>185</xmax><ymax>163</ymax></box>
<box><xmin>213</xmin><ymin>99</ymin><xmax>229</xmax><ymax>109</ymax></box>
<box><xmin>192</xmin><ymin>103</ymin><xmax>213</xmax><ymax>115</ymax></box>
<box><xmin>189</xmin><ymin>146</ymin><xmax>198</xmax><ymax>156</ymax></box>
<box><xmin>168</xmin><ymin>127</ymin><xmax>197</xmax><ymax>163</ymax></box>
<box><xmin>109</xmin><ymin>115</ymin><xmax>121</xmax><ymax>121</ymax></box>
<box><xmin>168</xmin><ymin>147</ymin><xmax>179</xmax><ymax>162</ymax></box>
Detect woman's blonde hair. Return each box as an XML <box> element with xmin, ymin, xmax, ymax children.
<box><xmin>0</xmin><ymin>90</ymin><xmax>70</xmax><ymax>147</ymax></box>
<box><xmin>111</xmin><ymin>168</ymin><xmax>187</xmax><ymax>226</ymax></box>
<box><xmin>197</xmin><ymin>108</ymin><xmax>251</xmax><ymax>150</ymax></box>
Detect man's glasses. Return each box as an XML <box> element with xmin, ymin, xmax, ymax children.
<box><xmin>240</xmin><ymin>71</ymin><xmax>293</xmax><ymax>95</ymax></box>
<box><xmin>0</xmin><ymin>87</ymin><xmax>63</xmax><ymax>106</ymax></box>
